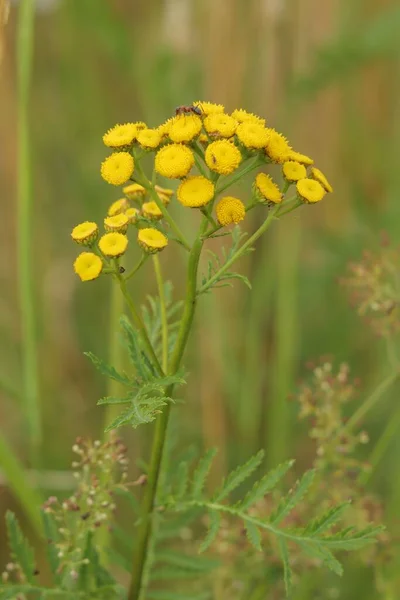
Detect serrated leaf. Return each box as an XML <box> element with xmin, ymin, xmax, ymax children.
<box><xmin>97</xmin><ymin>395</ymin><xmax>132</xmax><ymax>406</ymax></box>
<box><xmin>84</xmin><ymin>352</ymin><xmax>130</xmax><ymax>386</ymax></box>
<box><xmin>214</xmin><ymin>450</ymin><xmax>264</xmax><ymax>502</ymax></box>
<box><xmin>120</xmin><ymin>316</ymin><xmax>153</xmax><ymax>381</ymax></box>
<box><xmin>278</xmin><ymin>538</ymin><xmax>292</xmax><ymax>597</ymax></box>
<box><xmin>42</xmin><ymin>511</ymin><xmax>62</xmax><ymax>583</ymax></box>
<box><xmin>270</xmin><ymin>469</ymin><xmax>315</xmax><ymax>525</ymax></box>
<box><xmin>300</xmin><ymin>541</ymin><xmax>343</xmax><ymax>576</ymax></box>
<box><xmin>244</xmin><ymin>520</ymin><xmax>262</xmax><ymax>551</ymax></box>
<box><xmin>155</xmin><ymin>550</ymin><xmax>220</xmax><ymax>573</ymax></box>
<box><xmin>240</xmin><ymin>459</ymin><xmax>294</xmax><ymax>511</ymax></box>
<box><xmin>199</xmin><ymin>511</ymin><xmax>221</xmax><ymax>553</ymax></box>
<box><xmin>104</xmin><ymin>406</ymin><xmax>136</xmax><ymax>432</ymax></box>
<box><xmin>304</xmin><ymin>502</ymin><xmax>350</xmax><ymax>536</ymax></box>
<box><xmin>191</xmin><ymin>448</ymin><xmax>217</xmax><ymax>499</ymax></box>
<box><xmin>175</xmin><ymin>461</ymin><xmax>190</xmax><ymax>500</ymax></box>
<box><xmin>5</xmin><ymin>511</ymin><xmax>36</xmax><ymax>584</ymax></box>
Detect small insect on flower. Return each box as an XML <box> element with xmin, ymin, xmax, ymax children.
<box><xmin>175</xmin><ymin>104</ymin><xmax>203</xmax><ymax>117</ymax></box>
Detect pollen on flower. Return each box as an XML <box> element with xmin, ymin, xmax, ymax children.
<box><xmin>205</xmin><ymin>140</ymin><xmax>242</xmax><ymax>175</ymax></box>
<box><xmin>125</xmin><ymin>207</ymin><xmax>139</xmax><ymax>224</ymax></box>
<box><xmin>288</xmin><ymin>150</ymin><xmax>314</xmax><ymax>166</ymax></box>
<box><xmin>255</xmin><ymin>173</ymin><xmax>283</xmax><ymax>204</ymax></box>
<box><xmin>108</xmin><ymin>198</ymin><xmax>129</xmax><ymax>217</ymax></box>
<box><xmin>123</xmin><ymin>183</ymin><xmax>146</xmax><ymax>199</ymax></box>
<box><xmin>101</xmin><ymin>152</ymin><xmax>134</xmax><ymax>185</ymax></box>
<box><xmin>265</xmin><ymin>129</ymin><xmax>292</xmax><ymax>163</ymax></box>
<box><xmin>168</xmin><ymin>114</ymin><xmax>202</xmax><ymax>143</ymax></box>
<box><xmin>216</xmin><ymin>196</ymin><xmax>246</xmax><ymax>226</ymax></box>
<box><xmin>311</xmin><ymin>167</ymin><xmax>333</xmax><ymax>193</ymax></box>
<box><xmin>154</xmin><ymin>144</ymin><xmax>194</xmax><ymax>179</ymax></box>
<box><xmin>203</xmin><ymin>113</ymin><xmax>238</xmax><ymax>138</ymax></box>
<box><xmin>74</xmin><ymin>252</ymin><xmax>103</xmax><ymax>282</ymax></box>
<box><xmin>71</xmin><ymin>222</ymin><xmax>98</xmax><ymax>246</ymax></box>
<box><xmin>137</xmin><ymin>128</ymin><xmax>163</xmax><ymax>149</ymax></box>
<box><xmin>297</xmin><ymin>178</ymin><xmax>326</xmax><ymax>203</ymax></box>
<box><xmin>99</xmin><ymin>232</ymin><xmax>128</xmax><ymax>257</ymax></box>
<box><xmin>282</xmin><ymin>161</ymin><xmax>307</xmax><ymax>182</ymax></box>
<box><xmin>177</xmin><ymin>176</ymin><xmax>215</xmax><ymax>208</ymax></box>
<box><xmin>104</xmin><ymin>213</ymin><xmax>129</xmax><ymax>233</ymax></box>
<box><xmin>142</xmin><ymin>201</ymin><xmax>163</xmax><ymax>220</ymax></box>
<box><xmin>103</xmin><ymin>123</ymin><xmax>143</xmax><ymax>148</ymax></box>
<box><xmin>193</xmin><ymin>101</ymin><xmax>224</xmax><ymax>115</ymax></box>
<box><xmin>231</xmin><ymin>109</ymin><xmax>265</xmax><ymax>126</ymax></box>
<box><xmin>138</xmin><ymin>228</ymin><xmax>168</xmax><ymax>254</ymax></box>
<box><xmin>236</xmin><ymin>122</ymin><xmax>270</xmax><ymax>149</ymax></box>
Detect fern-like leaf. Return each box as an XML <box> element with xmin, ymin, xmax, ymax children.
<box><xmin>240</xmin><ymin>459</ymin><xmax>294</xmax><ymax>511</ymax></box>
<box><xmin>191</xmin><ymin>448</ymin><xmax>217</xmax><ymax>500</ymax></box>
<box><xmin>199</xmin><ymin>511</ymin><xmax>221</xmax><ymax>553</ymax></box>
<box><xmin>278</xmin><ymin>538</ymin><xmax>292</xmax><ymax>597</ymax></box>
<box><xmin>214</xmin><ymin>450</ymin><xmax>264</xmax><ymax>502</ymax></box>
<box><xmin>5</xmin><ymin>511</ymin><xmax>36</xmax><ymax>585</ymax></box>
<box><xmin>270</xmin><ymin>469</ymin><xmax>315</xmax><ymax>525</ymax></box>
<box><xmin>84</xmin><ymin>352</ymin><xmax>130</xmax><ymax>386</ymax></box>
<box><xmin>245</xmin><ymin>520</ymin><xmax>262</xmax><ymax>551</ymax></box>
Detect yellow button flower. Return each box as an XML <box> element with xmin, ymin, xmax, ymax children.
<box><xmin>155</xmin><ymin>144</ymin><xmax>194</xmax><ymax>179</ymax></box>
<box><xmin>123</xmin><ymin>182</ymin><xmax>146</xmax><ymax>199</ymax></box>
<box><xmin>74</xmin><ymin>252</ymin><xmax>103</xmax><ymax>282</ymax></box>
<box><xmin>205</xmin><ymin>140</ymin><xmax>242</xmax><ymax>175</ymax></box>
<box><xmin>216</xmin><ymin>196</ymin><xmax>246</xmax><ymax>226</ymax></box>
<box><xmin>282</xmin><ymin>161</ymin><xmax>307</xmax><ymax>182</ymax></box>
<box><xmin>236</xmin><ymin>122</ymin><xmax>270</xmax><ymax>149</ymax></box>
<box><xmin>137</xmin><ymin>128</ymin><xmax>163</xmax><ymax>149</ymax></box>
<box><xmin>103</xmin><ymin>122</ymin><xmax>145</xmax><ymax>148</ymax></box>
<box><xmin>193</xmin><ymin>101</ymin><xmax>224</xmax><ymax>115</ymax></box>
<box><xmin>108</xmin><ymin>198</ymin><xmax>129</xmax><ymax>217</ymax></box>
<box><xmin>71</xmin><ymin>221</ymin><xmax>98</xmax><ymax>246</ymax></box>
<box><xmin>104</xmin><ymin>213</ymin><xmax>129</xmax><ymax>233</ymax></box>
<box><xmin>142</xmin><ymin>201</ymin><xmax>163</xmax><ymax>220</ymax></box>
<box><xmin>288</xmin><ymin>150</ymin><xmax>314</xmax><ymax>166</ymax></box>
<box><xmin>99</xmin><ymin>232</ymin><xmax>128</xmax><ymax>257</ymax></box>
<box><xmin>125</xmin><ymin>207</ymin><xmax>140</xmax><ymax>224</ymax></box>
<box><xmin>168</xmin><ymin>114</ymin><xmax>202</xmax><ymax>143</ymax></box>
<box><xmin>255</xmin><ymin>173</ymin><xmax>282</xmax><ymax>204</ymax></box>
<box><xmin>138</xmin><ymin>228</ymin><xmax>168</xmax><ymax>254</ymax></box>
<box><xmin>204</xmin><ymin>113</ymin><xmax>238</xmax><ymax>138</ymax></box>
<box><xmin>101</xmin><ymin>152</ymin><xmax>134</xmax><ymax>185</ymax></box>
<box><xmin>177</xmin><ymin>176</ymin><xmax>215</xmax><ymax>208</ymax></box>
<box><xmin>155</xmin><ymin>184</ymin><xmax>174</xmax><ymax>206</ymax></box>
<box><xmin>265</xmin><ymin>129</ymin><xmax>292</xmax><ymax>163</ymax></box>
<box><xmin>311</xmin><ymin>167</ymin><xmax>333</xmax><ymax>193</ymax></box>
<box><xmin>297</xmin><ymin>178</ymin><xmax>326</xmax><ymax>203</ymax></box>
<box><xmin>231</xmin><ymin>109</ymin><xmax>265</xmax><ymax>126</ymax></box>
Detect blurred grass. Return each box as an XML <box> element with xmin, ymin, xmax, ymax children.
<box><xmin>1</xmin><ymin>0</ymin><xmax>400</xmax><ymax>596</ymax></box>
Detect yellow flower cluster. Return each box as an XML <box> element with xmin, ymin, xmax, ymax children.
<box><xmin>73</xmin><ymin>102</ymin><xmax>333</xmax><ymax>282</ymax></box>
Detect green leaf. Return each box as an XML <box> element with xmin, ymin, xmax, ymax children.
<box><xmin>120</xmin><ymin>315</ymin><xmax>153</xmax><ymax>382</ymax></box>
<box><xmin>191</xmin><ymin>448</ymin><xmax>217</xmax><ymax>500</ymax></box>
<box><xmin>240</xmin><ymin>459</ymin><xmax>294</xmax><ymax>511</ymax></box>
<box><xmin>107</xmin><ymin>547</ymin><xmax>131</xmax><ymax>573</ymax></box>
<box><xmin>84</xmin><ymin>352</ymin><xmax>130</xmax><ymax>386</ymax></box>
<box><xmin>97</xmin><ymin>395</ymin><xmax>132</xmax><ymax>406</ymax></box>
<box><xmin>42</xmin><ymin>511</ymin><xmax>62</xmax><ymax>583</ymax></box>
<box><xmin>304</xmin><ymin>502</ymin><xmax>350</xmax><ymax>536</ymax></box>
<box><xmin>300</xmin><ymin>541</ymin><xmax>343</xmax><ymax>577</ymax></box>
<box><xmin>270</xmin><ymin>469</ymin><xmax>315</xmax><ymax>525</ymax></box>
<box><xmin>278</xmin><ymin>538</ymin><xmax>292</xmax><ymax>597</ymax></box>
<box><xmin>199</xmin><ymin>511</ymin><xmax>221</xmax><ymax>553</ymax></box>
<box><xmin>214</xmin><ymin>450</ymin><xmax>264</xmax><ymax>502</ymax></box>
<box><xmin>175</xmin><ymin>462</ymin><xmax>190</xmax><ymax>500</ymax></box>
<box><xmin>155</xmin><ymin>550</ymin><xmax>220</xmax><ymax>573</ymax></box>
<box><xmin>244</xmin><ymin>520</ymin><xmax>262</xmax><ymax>551</ymax></box>
<box><xmin>5</xmin><ymin>511</ymin><xmax>36</xmax><ymax>584</ymax></box>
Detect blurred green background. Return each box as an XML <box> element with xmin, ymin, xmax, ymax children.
<box><xmin>1</xmin><ymin>0</ymin><xmax>400</xmax><ymax>597</ymax></box>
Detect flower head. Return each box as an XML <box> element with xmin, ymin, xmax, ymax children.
<box><xmin>71</xmin><ymin>222</ymin><xmax>98</xmax><ymax>246</ymax></box>
<box><xmin>74</xmin><ymin>252</ymin><xmax>103</xmax><ymax>282</ymax></box>
<box><xmin>155</xmin><ymin>185</ymin><xmax>174</xmax><ymax>206</ymax></box>
<box><xmin>255</xmin><ymin>173</ymin><xmax>282</xmax><ymax>204</ymax></box>
<box><xmin>138</xmin><ymin>228</ymin><xmax>168</xmax><ymax>254</ymax></box>
<box><xmin>168</xmin><ymin>114</ymin><xmax>202</xmax><ymax>143</ymax></box>
<box><xmin>155</xmin><ymin>144</ymin><xmax>194</xmax><ymax>179</ymax></box>
<box><xmin>104</xmin><ymin>213</ymin><xmax>129</xmax><ymax>233</ymax></box>
<box><xmin>205</xmin><ymin>140</ymin><xmax>242</xmax><ymax>175</ymax></box>
<box><xmin>125</xmin><ymin>207</ymin><xmax>139</xmax><ymax>224</ymax></box>
<box><xmin>265</xmin><ymin>129</ymin><xmax>292</xmax><ymax>163</ymax></box>
<box><xmin>108</xmin><ymin>198</ymin><xmax>129</xmax><ymax>217</ymax></box>
<box><xmin>137</xmin><ymin>128</ymin><xmax>163</xmax><ymax>149</ymax></box>
<box><xmin>231</xmin><ymin>109</ymin><xmax>265</xmax><ymax>126</ymax></box>
<box><xmin>282</xmin><ymin>161</ymin><xmax>307</xmax><ymax>182</ymax></box>
<box><xmin>311</xmin><ymin>167</ymin><xmax>333</xmax><ymax>193</ymax></box>
<box><xmin>157</xmin><ymin>119</ymin><xmax>172</xmax><ymax>138</ymax></box>
<box><xmin>236</xmin><ymin>122</ymin><xmax>270</xmax><ymax>149</ymax></box>
<box><xmin>297</xmin><ymin>178</ymin><xmax>326</xmax><ymax>203</ymax></box>
<box><xmin>204</xmin><ymin>113</ymin><xmax>237</xmax><ymax>138</ymax></box>
<box><xmin>288</xmin><ymin>150</ymin><xmax>314</xmax><ymax>166</ymax></box>
<box><xmin>193</xmin><ymin>101</ymin><xmax>224</xmax><ymax>115</ymax></box>
<box><xmin>123</xmin><ymin>182</ymin><xmax>146</xmax><ymax>199</ymax></box>
<box><xmin>103</xmin><ymin>122</ymin><xmax>145</xmax><ymax>148</ymax></box>
<box><xmin>142</xmin><ymin>201</ymin><xmax>163</xmax><ymax>220</ymax></box>
<box><xmin>101</xmin><ymin>152</ymin><xmax>134</xmax><ymax>185</ymax></box>
<box><xmin>216</xmin><ymin>196</ymin><xmax>246</xmax><ymax>226</ymax></box>
<box><xmin>177</xmin><ymin>176</ymin><xmax>214</xmax><ymax>208</ymax></box>
<box><xmin>99</xmin><ymin>232</ymin><xmax>128</xmax><ymax>257</ymax></box>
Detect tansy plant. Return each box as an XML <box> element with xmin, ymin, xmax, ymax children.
<box><xmin>1</xmin><ymin>103</ymin><xmax>382</xmax><ymax>600</ymax></box>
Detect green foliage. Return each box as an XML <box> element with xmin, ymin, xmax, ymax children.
<box><xmin>141</xmin><ymin>281</ymin><xmax>183</xmax><ymax>353</ymax></box>
<box><xmin>5</xmin><ymin>511</ymin><xmax>36</xmax><ymax>585</ymax></box>
<box><xmin>199</xmin><ymin>226</ymin><xmax>252</xmax><ymax>294</ymax></box>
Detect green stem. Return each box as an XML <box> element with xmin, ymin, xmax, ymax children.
<box><xmin>0</xmin><ymin>431</ymin><xmax>43</xmax><ymax>537</ymax></box>
<box><xmin>199</xmin><ymin>205</ymin><xmax>280</xmax><ymax>294</ymax></box>
<box><xmin>152</xmin><ymin>255</ymin><xmax>168</xmax><ymax>373</ymax></box>
<box><xmin>276</xmin><ymin>197</ymin><xmax>302</xmax><ymax>217</ymax></box>
<box><xmin>216</xmin><ymin>156</ymin><xmax>263</xmax><ymax>195</ymax></box>
<box><xmin>127</xmin><ymin>219</ymin><xmax>208</xmax><ymax>600</ymax></box>
<box><xmin>17</xmin><ymin>0</ymin><xmax>41</xmax><ymax>464</ymax></box>
<box><xmin>125</xmin><ymin>253</ymin><xmax>148</xmax><ymax>281</ymax></box>
<box><xmin>103</xmin><ymin>281</ymin><xmax>125</xmax><ymax>429</ymax></box>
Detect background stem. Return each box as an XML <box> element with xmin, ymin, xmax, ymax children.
<box><xmin>153</xmin><ymin>255</ymin><xmax>168</xmax><ymax>373</ymax></box>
